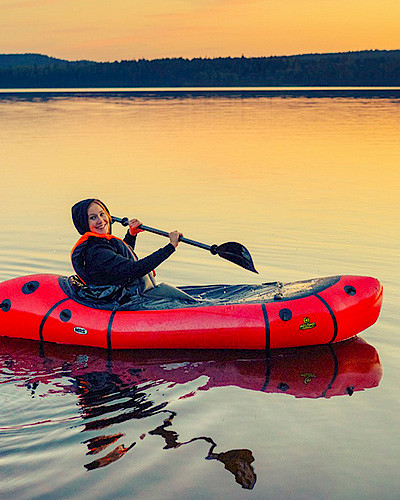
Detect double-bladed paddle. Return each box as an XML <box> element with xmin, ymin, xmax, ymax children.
<box><xmin>111</xmin><ymin>216</ymin><xmax>258</xmax><ymax>273</ymax></box>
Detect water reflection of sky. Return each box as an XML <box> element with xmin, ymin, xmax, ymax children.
<box><xmin>0</xmin><ymin>93</ymin><xmax>399</xmax><ymax>499</ymax></box>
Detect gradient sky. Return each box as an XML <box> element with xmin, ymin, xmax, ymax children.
<box><xmin>1</xmin><ymin>0</ymin><xmax>399</xmax><ymax>61</ymax></box>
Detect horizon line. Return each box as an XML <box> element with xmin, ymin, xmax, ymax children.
<box><xmin>2</xmin><ymin>48</ymin><xmax>400</xmax><ymax>64</ymax></box>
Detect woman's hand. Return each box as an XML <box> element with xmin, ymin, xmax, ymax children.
<box><xmin>169</xmin><ymin>230</ymin><xmax>183</xmax><ymax>248</ymax></box>
<box><xmin>129</xmin><ymin>219</ymin><xmax>144</xmax><ymax>236</ymax></box>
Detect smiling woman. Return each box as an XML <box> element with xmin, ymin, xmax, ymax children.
<box><xmin>70</xmin><ymin>198</ymin><xmax>181</xmax><ymax>289</ymax></box>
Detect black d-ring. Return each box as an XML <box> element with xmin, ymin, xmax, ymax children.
<box><xmin>22</xmin><ymin>281</ymin><xmax>40</xmax><ymax>294</ymax></box>
<box><xmin>0</xmin><ymin>299</ymin><xmax>11</xmax><ymax>312</ymax></box>
<box><xmin>60</xmin><ymin>309</ymin><xmax>72</xmax><ymax>322</ymax></box>
<box><xmin>344</xmin><ymin>285</ymin><xmax>356</xmax><ymax>296</ymax></box>
<box><xmin>279</xmin><ymin>308</ymin><xmax>292</xmax><ymax>321</ymax></box>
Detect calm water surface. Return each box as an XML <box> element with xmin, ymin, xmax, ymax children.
<box><xmin>0</xmin><ymin>89</ymin><xmax>399</xmax><ymax>499</ymax></box>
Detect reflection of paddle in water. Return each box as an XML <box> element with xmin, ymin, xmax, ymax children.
<box><xmin>148</xmin><ymin>411</ymin><xmax>257</xmax><ymax>490</ymax></box>
<box><xmin>148</xmin><ymin>411</ymin><xmax>180</xmax><ymax>449</ymax></box>
<box><xmin>205</xmin><ymin>444</ymin><xmax>256</xmax><ymax>490</ymax></box>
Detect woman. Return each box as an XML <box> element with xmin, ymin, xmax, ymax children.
<box><xmin>71</xmin><ymin>198</ymin><xmax>182</xmax><ymax>293</ymax></box>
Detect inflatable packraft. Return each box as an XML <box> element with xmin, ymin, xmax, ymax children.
<box><xmin>0</xmin><ymin>273</ymin><xmax>382</xmax><ymax>349</ymax></box>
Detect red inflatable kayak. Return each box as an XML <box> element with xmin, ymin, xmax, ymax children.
<box><xmin>0</xmin><ymin>274</ymin><xmax>382</xmax><ymax>350</ymax></box>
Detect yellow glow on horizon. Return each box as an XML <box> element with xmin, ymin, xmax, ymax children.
<box><xmin>0</xmin><ymin>0</ymin><xmax>399</xmax><ymax>61</ymax></box>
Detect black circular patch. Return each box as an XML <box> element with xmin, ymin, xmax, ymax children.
<box><xmin>60</xmin><ymin>309</ymin><xmax>72</xmax><ymax>322</ymax></box>
<box><xmin>0</xmin><ymin>299</ymin><xmax>11</xmax><ymax>312</ymax></box>
<box><xmin>22</xmin><ymin>281</ymin><xmax>40</xmax><ymax>294</ymax></box>
<box><xmin>279</xmin><ymin>308</ymin><xmax>292</xmax><ymax>321</ymax></box>
<box><xmin>344</xmin><ymin>285</ymin><xmax>356</xmax><ymax>296</ymax></box>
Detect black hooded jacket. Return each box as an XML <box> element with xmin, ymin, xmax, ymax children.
<box><xmin>71</xmin><ymin>199</ymin><xmax>175</xmax><ymax>286</ymax></box>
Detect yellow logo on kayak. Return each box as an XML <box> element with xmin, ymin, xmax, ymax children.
<box><xmin>299</xmin><ymin>317</ymin><xmax>316</xmax><ymax>330</ymax></box>
<box><xmin>300</xmin><ymin>372</ymin><xmax>317</xmax><ymax>384</ymax></box>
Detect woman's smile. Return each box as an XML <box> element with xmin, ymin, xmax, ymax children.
<box><xmin>95</xmin><ymin>222</ymin><xmax>107</xmax><ymax>231</ymax></box>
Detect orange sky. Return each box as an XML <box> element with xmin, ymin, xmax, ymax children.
<box><xmin>1</xmin><ymin>0</ymin><xmax>399</xmax><ymax>61</ymax></box>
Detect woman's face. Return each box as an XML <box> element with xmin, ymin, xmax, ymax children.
<box><xmin>87</xmin><ymin>202</ymin><xmax>110</xmax><ymax>235</ymax></box>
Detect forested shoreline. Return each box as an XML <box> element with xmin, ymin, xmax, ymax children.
<box><xmin>0</xmin><ymin>50</ymin><xmax>399</xmax><ymax>87</ymax></box>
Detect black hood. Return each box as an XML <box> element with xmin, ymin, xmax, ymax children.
<box><xmin>71</xmin><ymin>198</ymin><xmax>111</xmax><ymax>235</ymax></box>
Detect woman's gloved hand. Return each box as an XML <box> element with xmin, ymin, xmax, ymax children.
<box><xmin>129</xmin><ymin>219</ymin><xmax>144</xmax><ymax>236</ymax></box>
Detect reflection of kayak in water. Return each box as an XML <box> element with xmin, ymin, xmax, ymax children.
<box><xmin>0</xmin><ymin>274</ymin><xmax>382</xmax><ymax>349</ymax></box>
<box><xmin>0</xmin><ymin>335</ymin><xmax>382</xmax><ymax>399</ymax></box>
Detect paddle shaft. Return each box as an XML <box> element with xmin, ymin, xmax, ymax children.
<box><xmin>140</xmin><ymin>225</ymin><xmax>211</xmax><ymax>251</ymax></box>
<box><xmin>111</xmin><ymin>215</ymin><xmax>257</xmax><ymax>272</ymax></box>
<box><xmin>111</xmin><ymin>217</ymin><xmax>211</xmax><ymax>251</ymax></box>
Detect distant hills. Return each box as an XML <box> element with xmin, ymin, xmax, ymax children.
<box><xmin>0</xmin><ymin>54</ymin><xmax>69</xmax><ymax>67</ymax></box>
<box><xmin>0</xmin><ymin>50</ymin><xmax>399</xmax><ymax>87</ymax></box>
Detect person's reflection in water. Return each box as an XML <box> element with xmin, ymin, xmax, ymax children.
<box><xmin>148</xmin><ymin>411</ymin><xmax>257</xmax><ymax>490</ymax></box>
<box><xmin>84</xmin><ymin>438</ymin><xmax>136</xmax><ymax>470</ymax></box>
<box><xmin>73</xmin><ymin>371</ymin><xmax>167</xmax><ymax>471</ymax></box>
<box><xmin>83</xmin><ymin>432</ymin><xmax>136</xmax><ymax>471</ymax></box>
<box><xmin>84</xmin><ymin>433</ymin><xmax>124</xmax><ymax>455</ymax></box>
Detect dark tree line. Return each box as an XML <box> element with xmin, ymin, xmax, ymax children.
<box><xmin>0</xmin><ymin>50</ymin><xmax>399</xmax><ymax>87</ymax></box>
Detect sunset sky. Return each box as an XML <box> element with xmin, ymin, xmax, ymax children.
<box><xmin>1</xmin><ymin>0</ymin><xmax>399</xmax><ymax>62</ymax></box>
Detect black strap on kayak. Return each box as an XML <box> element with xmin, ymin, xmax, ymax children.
<box><xmin>261</xmin><ymin>304</ymin><xmax>271</xmax><ymax>392</ymax></box>
<box><xmin>315</xmin><ymin>293</ymin><xmax>338</xmax><ymax>343</ymax></box>
<box><xmin>39</xmin><ymin>297</ymin><xmax>70</xmax><ymax>342</ymax></box>
<box><xmin>106</xmin><ymin>309</ymin><xmax>118</xmax><ymax>351</ymax></box>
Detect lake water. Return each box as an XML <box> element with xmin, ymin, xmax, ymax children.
<box><xmin>0</xmin><ymin>88</ymin><xmax>399</xmax><ymax>499</ymax></box>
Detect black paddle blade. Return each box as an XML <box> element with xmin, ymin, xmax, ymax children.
<box><xmin>213</xmin><ymin>242</ymin><xmax>258</xmax><ymax>273</ymax></box>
